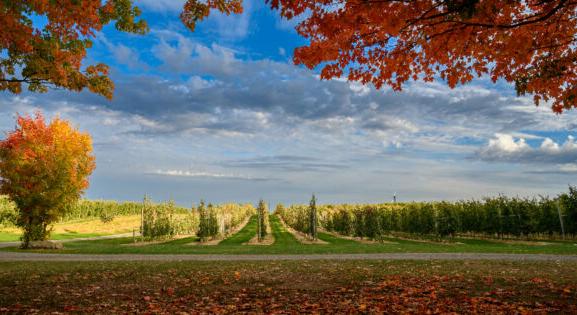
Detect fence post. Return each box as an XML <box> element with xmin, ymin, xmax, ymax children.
<box><xmin>141</xmin><ymin>195</ymin><xmax>146</xmax><ymax>242</ymax></box>
<box><xmin>257</xmin><ymin>208</ymin><xmax>261</xmax><ymax>241</ymax></box>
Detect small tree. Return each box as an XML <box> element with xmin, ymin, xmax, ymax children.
<box><xmin>207</xmin><ymin>203</ymin><xmax>219</xmax><ymax>237</ymax></box>
<box><xmin>559</xmin><ymin>186</ymin><xmax>577</xmax><ymax>238</ymax></box>
<box><xmin>142</xmin><ymin>199</ymin><xmax>177</xmax><ymax>240</ymax></box>
<box><xmin>257</xmin><ymin>199</ymin><xmax>268</xmax><ymax>241</ymax></box>
<box><xmin>309</xmin><ymin>194</ymin><xmax>317</xmax><ymax>240</ymax></box>
<box><xmin>0</xmin><ymin>113</ymin><xmax>95</xmax><ymax>248</ymax></box>
<box><xmin>197</xmin><ymin>200</ymin><xmax>209</xmax><ymax>241</ymax></box>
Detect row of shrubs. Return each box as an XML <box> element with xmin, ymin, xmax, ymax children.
<box><xmin>0</xmin><ymin>195</ymin><xmax>255</xmax><ymax>241</ymax></box>
<box><xmin>141</xmin><ymin>197</ymin><xmax>198</xmax><ymax>240</ymax></box>
<box><xmin>144</xmin><ymin>197</ymin><xmax>255</xmax><ymax>241</ymax></box>
<box><xmin>277</xmin><ymin>187</ymin><xmax>577</xmax><ymax>240</ymax></box>
<box><xmin>275</xmin><ymin>194</ymin><xmax>318</xmax><ymax>240</ymax></box>
<box><xmin>0</xmin><ymin>197</ymin><xmax>158</xmax><ymax>227</ymax></box>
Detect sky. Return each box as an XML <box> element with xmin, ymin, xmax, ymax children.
<box><xmin>1</xmin><ymin>0</ymin><xmax>577</xmax><ymax>207</ymax></box>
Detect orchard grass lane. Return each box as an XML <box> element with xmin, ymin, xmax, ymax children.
<box><xmin>218</xmin><ymin>215</ymin><xmax>258</xmax><ymax>245</ymax></box>
<box><xmin>2</xmin><ymin>215</ymin><xmax>577</xmax><ymax>255</ymax></box>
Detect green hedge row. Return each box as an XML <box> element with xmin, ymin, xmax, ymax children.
<box><xmin>0</xmin><ymin>197</ymin><xmax>151</xmax><ymax>226</ymax></box>
<box><xmin>277</xmin><ymin>187</ymin><xmax>577</xmax><ymax>240</ymax></box>
<box><xmin>196</xmin><ymin>201</ymin><xmax>255</xmax><ymax>241</ymax></box>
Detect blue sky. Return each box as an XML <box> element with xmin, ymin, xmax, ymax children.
<box><xmin>1</xmin><ymin>0</ymin><xmax>577</xmax><ymax>206</ymax></box>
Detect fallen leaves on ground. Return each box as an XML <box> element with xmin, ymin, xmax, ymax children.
<box><xmin>1</xmin><ymin>261</ymin><xmax>576</xmax><ymax>314</ymax></box>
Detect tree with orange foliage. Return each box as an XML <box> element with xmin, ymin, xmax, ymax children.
<box><xmin>0</xmin><ymin>113</ymin><xmax>95</xmax><ymax>248</ymax></box>
<box><xmin>261</xmin><ymin>0</ymin><xmax>577</xmax><ymax>113</ymax></box>
<box><xmin>0</xmin><ymin>0</ymin><xmax>148</xmax><ymax>99</ymax></box>
<box><xmin>2</xmin><ymin>1</ymin><xmax>576</xmax><ymax>112</ymax></box>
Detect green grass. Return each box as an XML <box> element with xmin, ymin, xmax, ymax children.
<box><xmin>0</xmin><ymin>231</ymin><xmax>106</xmax><ymax>242</ymax></box>
<box><xmin>3</xmin><ymin>214</ymin><xmax>577</xmax><ymax>255</ymax></box>
<box><xmin>219</xmin><ymin>215</ymin><xmax>259</xmax><ymax>245</ymax></box>
<box><xmin>268</xmin><ymin>214</ymin><xmax>300</xmax><ymax>247</ymax></box>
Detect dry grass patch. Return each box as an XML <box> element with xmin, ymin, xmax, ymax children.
<box><xmin>244</xmin><ymin>225</ymin><xmax>274</xmax><ymax>245</ymax></box>
<box><xmin>278</xmin><ymin>217</ymin><xmax>328</xmax><ymax>245</ymax></box>
<box><xmin>186</xmin><ymin>239</ymin><xmax>222</xmax><ymax>246</ymax></box>
<box><xmin>320</xmin><ymin>229</ymin><xmax>398</xmax><ymax>244</ymax></box>
<box><xmin>122</xmin><ymin>235</ymin><xmax>193</xmax><ymax>247</ymax></box>
<box><xmin>488</xmin><ymin>239</ymin><xmax>552</xmax><ymax>246</ymax></box>
<box><xmin>389</xmin><ymin>234</ymin><xmax>464</xmax><ymax>246</ymax></box>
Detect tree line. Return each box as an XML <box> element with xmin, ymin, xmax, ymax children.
<box><xmin>276</xmin><ymin>188</ymin><xmax>577</xmax><ymax>240</ymax></box>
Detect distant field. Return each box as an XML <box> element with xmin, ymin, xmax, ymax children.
<box><xmin>0</xmin><ymin>215</ymin><xmax>141</xmax><ymax>242</ymax></box>
<box><xmin>4</xmin><ymin>215</ymin><xmax>577</xmax><ymax>255</ymax></box>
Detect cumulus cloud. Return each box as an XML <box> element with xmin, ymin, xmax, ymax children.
<box><xmin>10</xmin><ymin>26</ymin><xmax>577</xmax><ymax>162</ymax></box>
<box><xmin>4</xmin><ymin>7</ymin><xmax>577</xmax><ymax>205</ymax></box>
<box><xmin>14</xmin><ymin>28</ymin><xmax>577</xmax><ymax>162</ymax></box>
<box><xmin>478</xmin><ymin>134</ymin><xmax>577</xmax><ymax>164</ymax></box>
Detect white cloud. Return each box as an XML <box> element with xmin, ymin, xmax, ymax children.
<box><xmin>559</xmin><ymin>164</ymin><xmax>577</xmax><ymax>172</ymax></box>
<box><xmin>206</xmin><ymin>0</ymin><xmax>253</xmax><ymax>40</ymax></box>
<box><xmin>152</xmin><ymin>169</ymin><xmax>270</xmax><ymax>181</ymax></box>
<box><xmin>96</xmin><ymin>33</ymin><xmax>147</xmax><ymax>69</ymax></box>
<box><xmin>488</xmin><ymin>134</ymin><xmax>530</xmax><ymax>153</ymax></box>
<box><xmin>478</xmin><ymin>134</ymin><xmax>577</xmax><ymax>164</ymax></box>
<box><xmin>540</xmin><ymin>138</ymin><xmax>560</xmax><ymax>152</ymax></box>
<box><xmin>6</xmin><ymin>27</ymin><xmax>577</xmax><ymax>204</ymax></box>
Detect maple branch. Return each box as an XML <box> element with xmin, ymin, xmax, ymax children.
<box><xmin>529</xmin><ymin>37</ymin><xmax>577</xmax><ymax>52</ymax></box>
<box><xmin>0</xmin><ymin>78</ymin><xmax>51</xmax><ymax>84</ymax></box>
<box><xmin>0</xmin><ymin>77</ymin><xmax>66</xmax><ymax>91</ymax></box>
<box><xmin>447</xmin><ymin>0</ymin><xmax>572</xmax><ymax>29</ymax></box>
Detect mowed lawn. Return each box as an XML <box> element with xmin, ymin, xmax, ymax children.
<box><xmin>3</xmin><ymin>214</ymin><xmax>577</xmax><ymax>255</ymax></box>
<box><xmin>0</xmin><ymin>260</ymin><xmax>576</xmax><ymax>313</ymax></box>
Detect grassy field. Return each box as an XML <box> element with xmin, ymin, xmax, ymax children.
<box><xmin>0</xmin><ymin>260</ymin><xmax>576</xmax><ymax>313</ymax></box>
<box><xmin>0</xmin><ymin>215</ymin><xmax>141</xmax><ymax>241</ymax></box>
<box><xmin>4</xmin><ymin>214</ymin><xmax>577</xmax><ymax>255</ymax></box>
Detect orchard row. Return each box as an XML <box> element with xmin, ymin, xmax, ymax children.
<box><xmin>276</xmin><ymin>187</ymin><xmax>577</xmax><ymax>240</ymax></box>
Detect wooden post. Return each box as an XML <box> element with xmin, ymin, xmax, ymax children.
<box><xmin>141</xmin><ymin>195</ymin><xmax>145</xmax><ymax>242</ymax></box>
<box><xmin>257</xmin><ymin>208</ymin><xmax>262</xmax><ymax>242</ymax></box>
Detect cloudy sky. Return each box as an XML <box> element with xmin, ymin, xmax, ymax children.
<box><xmin>1</xmin><ymin>0</ymin><xmax>576</xmax><ymax>206</ymax></box>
